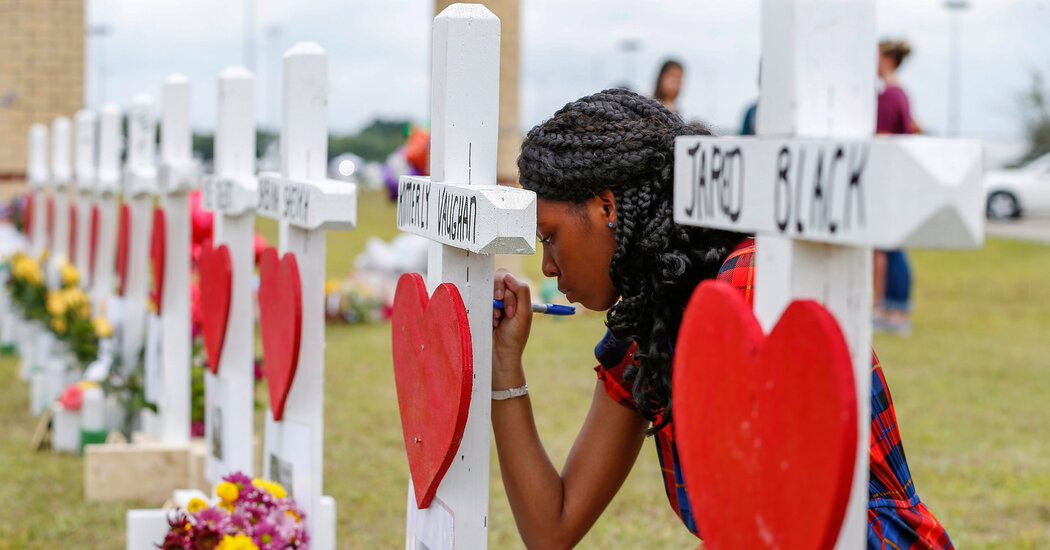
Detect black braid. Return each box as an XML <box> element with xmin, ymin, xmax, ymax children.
<box><xmin>518</xmin><ymin>89</ymin><xmax>745</xmax><ymax>434</ymax></box>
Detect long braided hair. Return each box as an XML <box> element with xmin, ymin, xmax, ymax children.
<box><xmin>518</xmin><ymin>89</ymin><xmax>744</xmax><ymax>433</ymax></box>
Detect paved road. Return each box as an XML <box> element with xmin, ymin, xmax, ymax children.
<box><xmin>986</xmin><ymin>218</ymin><xmax>1050</xmax><ymax>244</ymax></box>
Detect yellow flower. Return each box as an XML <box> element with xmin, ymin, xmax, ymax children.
<box><xmin>76</xmin><ymin>380</ymin><xmax>99</xmax><ymax>390</ymax></box>
<box><xmin>251</xmin><ymin>478</ymin><xmax>287</xmax><ymax>499</ymax></box>
<box><xmin>47</xmin><ymin>291</ymin><xmax>67</xmax><ymax>316</ymax></box>
<box><xmin>325</xmin><ymin>278</ymin><xmax>341</xmax><ymax>296</ymax></box>
<box><xmin>186</xmin><ymin>497</ymin><xmax>208</xmax><ymax>513</ymax></box>
<box><xmin>61</xmin><ymin>263</ymin><xmax>79</xmax><ymax>287</ymax></box>
<box><xmin>77</xmin><ymin>302</ymin><xmax>91</xmax><ymax>319</ymax></box>
<box><xmin>65</xmin><ymin>288</ymin><xmax>87</xmax><ymax>312</ymax></box>
<box><xmin>216</xmin><ymin>481</ymin><xmax>239</xmax><ymax>503</ymax></box>
<box><xmin>51</xmin><ymin>317</ymin><xmax>66</xmax><ymax>334</ymax></box>
<box><xmin>92</xmin><ymin>317</ymin><xmax>113</xmax><ymax>338</ymax></box>
<box><xmin>216</xmin><ymin>533</ymin><xmax>258</xmax><ymax>550</ymax></box>
<box><xmin>26</xmin><ymin>263</ymin><xmax>44</xmax><ymax>286</ymax></box>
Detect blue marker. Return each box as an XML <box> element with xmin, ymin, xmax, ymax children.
<box><xmin>493</xmin><ymin>299</ymin><xmax>575</xmax><ymax>316</ymax></box>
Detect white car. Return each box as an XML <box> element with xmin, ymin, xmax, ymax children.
<box><xmin>984</xmin><ymin>152</ymin><xmax>1050</xmax><ymax>219</ymax></box>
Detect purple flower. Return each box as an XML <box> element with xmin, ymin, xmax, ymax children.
<box><xmin>223</xmin><ymin>471</ymin><xmax>253</xmax><ymax>491</ymax></box>
<box><xmin>251</xmin><ymin>521</ymin><xmax>282</xmax><ymax>550</ymax></box>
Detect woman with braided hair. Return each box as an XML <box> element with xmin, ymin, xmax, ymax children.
<box><xmin>491</xmin><ymin>89</ymin><xmax>953</xmax><ymax>549</ymax></box>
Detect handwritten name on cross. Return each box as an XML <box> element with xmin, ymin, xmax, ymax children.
<box><xmin>74</xmin><ymin>110</ymin><xmax>97</xmax><ymax>287</ymax></box>
<box><xmin>202</xmin><ymin>66</ymin><xmax>259</xmax><ymax>483</ymax></box>
<box><xmin>256</xmin><ymin>43</ymin><xmax>354</xmax><ymax>549</ymax></box>
<box><xmin>396</xmin><ymin>5</ymin><xmax>535</xmax><ymax>550</ymax></box>
<box><xmin>671</xmin><ymin>1</ymin><xmax>983</xmax><ymax>547</ymax></box>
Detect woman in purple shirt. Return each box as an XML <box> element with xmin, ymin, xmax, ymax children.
<box><xmin>875</xmin><ymin>39</ymin><xmax>917</xmax><ymax>334</ymax></box>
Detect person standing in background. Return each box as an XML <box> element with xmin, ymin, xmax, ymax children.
<box><xmin>875</xmin><ymin>39</ymin><xmax>917</xmax><ymax>334</ymax></box>
<box><xmin>653</xmin><ymin>59</ymin><xmax>684</xmax><ymax>114</ymax></box>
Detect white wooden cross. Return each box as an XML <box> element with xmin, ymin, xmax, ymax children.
<box><xmin>120</xmin><ymin>94</ymin><xmax>158</xmax><ymax>382</ymax></box>
<box><xmin>26</xmin><ymin>124</ymin><xmax>49</xmax><ymax>256</ymax></box>
<box><xmin>395</xmin><ymin>5</ymin><xmax>535</xmax><ymax>549</ymax></box>
<box><xmin>255</xmin><ymin>42</ymin><xmax>356</xmax><ymax>549</ymax></box>
<box><xmin>74</xmin><ymin>109</ymin><xmax>97</xmax><ymax>288</ymax></box>
<box><xmin>201</xmin><ymin>66</ymin><xmax>259</xmax><ymax>482</ymax></box>
<box><xmin>49</xmin><ymin>116</ymin><xmax>73</xmax><ymax>267</ymax></box>
<box><xmin>671</xmin><ymin>1</ymin><xmax>983</xmax><ymax>547</ymax></box>
<box><xmin>91</xmin><ymin>104</ymin><xmax>123</xmax><ymax>312</ymax></box>
<box><xmin>145</xmin><ymin>74</ymin><xmax>200</xmax><ymax>446</ymax></box>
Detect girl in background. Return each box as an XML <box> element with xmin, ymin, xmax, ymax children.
<box><xmin>875</xmin><ymin>39</ymin><xmax>918</xmax><ymax>334</ymax></box>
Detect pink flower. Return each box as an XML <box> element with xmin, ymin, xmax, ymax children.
<box><xmin>58</xmin><ymin>383</ymin><xmax>83</xmax><ymax>411</ymax></box>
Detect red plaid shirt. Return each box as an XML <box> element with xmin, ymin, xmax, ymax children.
<box><xmin>594</xmin><ymin>238</ymin><xmax>953</xmax><ymax>549</ymax></box>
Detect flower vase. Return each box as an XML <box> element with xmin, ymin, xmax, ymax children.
<box><xmin>52</xmin><ymin>402</ymin><xmax>81</xmax><ymax>452</ymax></box>
<box><xmin>18</xmin><ymin>319</ymin><xmax>39</xmax><ymax>381</ymax></box>
<box><xmin>0</xmin><ymin>284</ymin><xmax>18</xmax><ymax>356</ymax></box>
<box><xmin>80</xmin><ymin>385</ymin><xmax>108</xmax><ymax>453</ymax></box>
<box><xmin>28</xmin><ymin>326</ymin><xmax>54</xmax><ymax>415</ymax></box>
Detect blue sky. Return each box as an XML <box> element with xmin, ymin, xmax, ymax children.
<box><xmin>85</xmin><ymin>0</ymin><xmax>1050</xmax><ymax>140</ymax></box>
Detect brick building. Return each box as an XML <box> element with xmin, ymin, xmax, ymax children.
<box><xmin>0</xmin><ymin>0</ymin><xmax>85</xmax><ymax>183</ymax></box>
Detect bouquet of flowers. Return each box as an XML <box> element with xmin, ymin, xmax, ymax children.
<box><xmin>8</xmin><ymin>250</ymin><xmax>48</xmax><ymax>322</ymax></box>
<box><xmin>161</xmin><ymin>472</ymin><xmax>309</xmax><ymax>550</ymax></box>
<box><xmin>45</xmin><ymin>262</ymin><xmax>109</xmax><ymax>367</ymax></box>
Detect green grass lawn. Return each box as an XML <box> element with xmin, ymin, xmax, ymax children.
<box><xmin>1</xmin><ymin>190</ymin><xmax>1048</xmax><ymax>548</ymax></box>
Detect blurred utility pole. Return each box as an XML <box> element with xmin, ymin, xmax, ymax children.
<box><xmin>86</xmin><ymin>23</ymin><xmax>111</xmax><ymax>108</ymax></box>
<box><xmin>945</xmin><ymin>0</ymin><xmax>969</xmax><ymax>137</ymax></box>
<box><xmin>244</xmin><ymin>0</ymin><xmax>257</xmax><ymax>73</ymax></box>
<box><xmin>618</xmin><ymin>38</ymin><xmax>642</xmax><ymax>92</ymax></box>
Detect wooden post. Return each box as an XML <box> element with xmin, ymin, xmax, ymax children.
<box><xmin>202</xmin><ymin>66</ymin><xmax>258</xmax><ymax>482</ymax></box>
<box><xmin>74</xmin><ymin>109</ymin><xmax>97</xmax><ymax>288</ymax></box>
<box><xmin>670</xmin><ymin>1</ymin><xmax>983</xmax><ymax>547</ymax></box>
<box><xmin>395</xmin><ymin>5</ymin><xmax>535</xmax><ymax>548</ymax></box>
<box><xmin>255</xmin><ymin>42</ymin><xmax>357</xmax><ymax>548</ymax></box>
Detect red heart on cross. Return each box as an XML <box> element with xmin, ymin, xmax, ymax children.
<box><xmin>391</xmin><ymin>272</ymin><xmax>473</xmax><ymax>510</ymax></box>
<box><xmin>258</xmin><ymin>247</ymin><xmax>302</xmax><ymax>422</ymax></box>
<box><xmin>199</xmin><ymin>243</ymin><xmax>233</xmax><ymax>375</ymax></box>
<box><xmin>115</xmin><ymin>204</ymin><xmax>130</xmax><ymax>296</ymax></box>
<box><xmin>150</xmin><ymin>207</ymin><xmax>166</xmax><ymax>314</ymax></box>
<box><xmin>46</xmin><ymin>196</ymin><xmax>54</xmax><ymax>249</ymax></box>
<box><xmin>89</xmin><ymin>205</ymin><xmax>99</xmax><ymax>282</ymax></box>
<box><xmin>23</xmin><ymin>194</ymin><xmax>33</xmax><ymax>240</ymax></box>
<box><xmin>69</xmin><ymin>203</ymin><xmax>78</xmax><ymax>265</ymax></box>
<box><xmin>673</xmin><ymin>281</ymin><xmax>857</xmax><ymax>550</ymax></box>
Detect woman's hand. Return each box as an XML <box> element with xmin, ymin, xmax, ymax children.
<box><xmin>493</xmin><ymin>268</ymin><xmax>532</xmax><ymax>388</ymax></box>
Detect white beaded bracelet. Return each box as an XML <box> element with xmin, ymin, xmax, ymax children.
<box><xmin>492</xmin><ymin>384</ymin><xmax>529</xmax><ymax>400</ymax></box>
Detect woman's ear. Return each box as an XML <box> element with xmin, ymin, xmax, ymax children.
<box><xmin>595</xmin><ymin>189</ymin><xmax>617</xmax><ymax>226</ymax></box>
